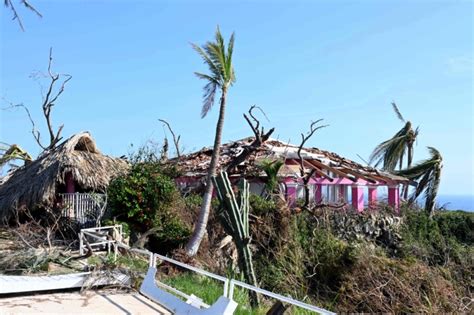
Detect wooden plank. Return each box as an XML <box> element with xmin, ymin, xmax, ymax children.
<box><xmin>339</xmin><ymin>167</ymin><xmax>378</xmax><ymax>184</ymax></box>
<box><xmin>307</xmin><ymin>159</ymin><xmax>356</xmax><ymax>182</ymax></box>
<box><xmin>289</xmin><ymin>159</ymin><xmax>334</xmax><ymax>181</ymax></box>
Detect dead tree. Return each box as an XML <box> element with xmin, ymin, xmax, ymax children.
<box><xmin>4</xmin><ymin>0</ymin><xmax>42</xmax><ymax>31</ymax></box>
<box><xmin>159</xmin><ymin>138</ymin><xmax>169</xmax><ymax>162</ymax></box>
<box><xmin>3</xmin><ymin>48</ymin><xmax>71</xmax><ymax>152</ymax></box>
<box><xmin>38</xmin><ymin>48</ymin><xmax>72</xmax><ymax>150</ymax></box>
<box><xmin>158</xmin><ymin>119</ymin><xmax>181</xmax><ymax>158</ymax></box>
<box><xmin>226</xmin><ymin>105</ymin><xmax>275</xmax><ymax>172</ymax></box>
<box><xmin>298</xmin><ymin>120</ymin><xmax>328</xmax><ymax>210</ymax></box>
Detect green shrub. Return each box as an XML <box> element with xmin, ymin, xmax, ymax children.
<box><xmin>184</xmin><ymin>193</ymin><xmax>203</xmax><ymax>209</ymax></box>
<box><xmin>400</xmin><ymin>207</ymin><xmax>473</xmax><ymax>266</ymax></box>
<box><xmin>108</xmin><ymin>161</ymin><xmax>190</xmax><ymax>252</ymax></box>
<box><xmin>249</xmin><ymin>194</ymin><xmax>277</xmax><ymax>216</ymax></box>
<box><xmin>255</xmin><ymin>212</ymin><xmax>356</xmax><ymax>303</ymax></box>
<box><xmin>103</xmin><ymin>219</ymin><xmax>131</xmax><ymax>238</ymax></box>
<box><xmin>434</xmin><ymin>210</ymin><xmax>474</xmax><ymax>245</ymax></box>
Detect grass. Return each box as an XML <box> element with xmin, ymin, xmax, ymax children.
<box><xmin>159</xmin><ymin>271</ymin><xmax>322</xmax><ymax>314</ymax></box>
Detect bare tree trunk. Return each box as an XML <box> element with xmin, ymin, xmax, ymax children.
<box><xmin>185</xmin><ymin>89</ymin><xmax>227</xmax><ymax>256</ymax></box>
<box><xmin>297</xmin><ymin>120</ymin><xmax>327</xmax><ymax>210</ymax></box>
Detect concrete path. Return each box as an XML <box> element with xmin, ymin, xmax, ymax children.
<box><xmin>0</xmin><ymin>290</ymin><xmax>172</xmax><ymax>314</ymax></box>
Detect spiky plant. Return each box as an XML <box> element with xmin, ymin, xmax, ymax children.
<box><xmin>397</xmin><ymin>147</ymin><xmax>443</xmax><ymax>217</ymax></box>
<box><xmin>185</xmin><ymin>26</ymin><xmax>236</xmax><ymax>256</ymax></box>
<box><xmin>259</xmin><ymin>159</ymin><xmax>284</xmax><ymax>195</ymax></box>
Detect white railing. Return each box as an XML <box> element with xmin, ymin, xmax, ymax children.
<box><xmin>79</xmin><ymin>225</ymin><xmax>122</xmax><ymax>255</ymax></box>
<box><xmin>80</xmin><ymin>226</ymin><xmax>335</xmax><ymax>315</ymax></box>
<box><xmin>60</xmin><ymin>193</ymin><xmax>106</xmax><ymax>227</ymax></box>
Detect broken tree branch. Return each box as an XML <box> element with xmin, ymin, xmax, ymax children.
<box><xmin>297</xmin><ymin>119</ymin><xmax>328</xmax><ymax>210</ymax></box>
<box><xmin>159</xmin><ymin>119</ymin><xmax>181</xmax><ymax>158</ymax></box>
<box><xmin>2</xmin><ymin>48</ymin><xmax>70</xmax><ymax>152</ymax></box>
<box><xmin>226</xmin><ymin>105</ymin><xmax>275</xmax><ymax>172</ymax></box>
<box><xmin>4</xmin><ymin>0</ymin><xmax>42</xmax><ymax>32</ymax></box>
<box><xmin>2</xmin><ymin>101</ymin><xmax>45</xmax><ymax>150</ymax></box>
<box><xmin>41</xmin><ymin>48</ymin><xmax>71</xmax><ymax>150</ymax></box>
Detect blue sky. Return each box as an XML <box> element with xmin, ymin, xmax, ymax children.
<box><xmin>1</xmin><ymin>0</ymin><xmax>473</xmax><ymax>195</ymax></box>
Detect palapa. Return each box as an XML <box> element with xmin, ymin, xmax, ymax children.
<box><xmin>0</xmin><ymin>132</ymin><xmax>128</xmax><ymax>220</ymax></box>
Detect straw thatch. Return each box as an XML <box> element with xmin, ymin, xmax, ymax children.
<box><xmin>0</xmin><ymin>132</ymin><xmax>129</xmax><ymax>220</ymax></box>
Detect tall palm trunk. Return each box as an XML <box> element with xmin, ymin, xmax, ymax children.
<box><xmin>403</xmin><ymin>143</ymin><xmax>414</xmax><ymax>199</ymax></box>
<box><xmin>186</xmin><ymin>88</ymin><xmax>227</xmax><ymax>256</ymax></box>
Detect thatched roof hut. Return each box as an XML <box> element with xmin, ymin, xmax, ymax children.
<box><xmin>0</xmin><ymin>132</ymin><xmax>128</xmax><ymax>220</ymax></box>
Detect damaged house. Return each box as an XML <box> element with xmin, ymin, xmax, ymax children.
<box><xmin>0</xmin><ymin>132</ymin><xmax>128</xmax><ymax>225</ymax></box>
<box><xmin>173</xmin><ymin>138</ymin><xmax>411</xmax><ymax>212</ymax></box>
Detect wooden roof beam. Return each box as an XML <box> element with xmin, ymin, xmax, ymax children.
<box><xmin>366</xmin><ymin>173</ymin><xmax>395</xmax><ymax>185</ymax></box>
<box><xmin>339</xmin><ymin>167</ymin><xmax>378</xmax><ymax>184</ymax></box>
<box><xmin>308</xmin><ymin>159</ymin><xmax>357</xmax><ymax>182</ymax></box>
<box><xmin>290</xmin><ymin>159</ymin><xmax>334</xmax><ymax>182</ymax></box>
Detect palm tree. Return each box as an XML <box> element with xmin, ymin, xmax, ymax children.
<box><xmin>397</xmin><ymin>147</ymin><xmax>443</xmax><ymax>217</ymax></box>
<box><xmin>259</xmin><ymin>159</ymin><xmax>284</xmax><ymax>195</ymax></box>
<box><xmin>369</xmin><ymin>102</ymin><xmax>419</xmax><ymax>198</ymax></box>
<box><xmin>185</xmin><ymin>27</ymin><xmax>236</xmax><ymax>256</ymax></box>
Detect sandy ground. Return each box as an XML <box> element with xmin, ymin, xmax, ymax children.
<box><xmin>0</xmin><ymin>290</ymin><xmax>172</xmax><ymax>314</ymax></box>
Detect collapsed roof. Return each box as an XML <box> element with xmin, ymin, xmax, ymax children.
<box><xmin>172</xmin><ymin>137</ymin><xmax>410</xmax><ymax>185</ymax></box>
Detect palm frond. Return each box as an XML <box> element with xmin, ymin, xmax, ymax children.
<box><xmin>191</xmin><ymin>43</ymin><xmax>221</xmax><ymax>80</ymax></box>
<box><xmin>226</xmin><ymin>32</ymin><xmax>236</xmax><ymax>85</ymax></box>
<box><xmin>399</xmin><ymin>146</ymin><xmax>443</xmax><ymax>215</ymax></box>
<box><xmin>369</xmin><ymin>136</ymin><xmax>404</xmax><ymax>166</ymax></box>
<box><xmin>410</xmin><ymin>169</ymin><xmax>431</xmax><ymax>202</ymax></box>
<box><xmin>215</xmin><ymin>26</ymin><xmax>225</xmax><ymax>56</ymax></box>
<box><xmin>424</xmin><ymin>165</ymin><xmax>441</xmax><ymax>215</ymax></box>
<box><xmin>391</xmin><ymin>102</ymin><xmax>405</xmax><ymax>122</ymax></box>
<box><xmin>192</xmin><ymin>26</ymin><xmax>235</xmax><ymax>117</ymax></box>
<box><xmin>427</xmin><ymin>146</ymin><xmax>442</xmax><ymax>158</ymax></box>
<box><xmin>204</xmin><ymin>42</ymin><xmax>226</xmax><ymax>80</ymax></box>
<box><xmin>397</xmin><ymin>158</ymin><xmax>435</xmax><ymax>179</ymax></box>
<box><xmin>200</xmin><ymin>80</ymin><xmax>217</xmax><ymax>118</ymax></box>
<box><xmin>369</xmin><ymin>121</ymin><xmax>415</xmax><ymax>171</ymax></box>
<box><xmin>414</xmin><ymin>126</ymin><xmax>420</xmax><ymax>137</ymax></box>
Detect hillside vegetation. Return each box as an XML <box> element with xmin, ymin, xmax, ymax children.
<box><xmin>106</xmin><ymin>159</ymin><xmax>473</xmax><ymax>313</ymax></box>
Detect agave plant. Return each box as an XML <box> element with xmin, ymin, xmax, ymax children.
<box><xmin>186</xmin><ymin>26</ymin><xmax>236</xmax><ymax>256</ymax></box>
<box><xmin>397</xmin><ymin>147</ymin><xmax>443</xmax><ymax>216</ymax></box>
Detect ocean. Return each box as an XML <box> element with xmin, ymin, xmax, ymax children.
<box><xmin>434</xmin><ymin>195</ymin><xmax>474</xmax><ymax>212</ymax></box>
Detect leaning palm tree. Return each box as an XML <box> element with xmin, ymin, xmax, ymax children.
<box><xmin>397</xmin><ymin>147</ymin><xmax>443</xmax><ymax>217</ymax></box>
<box><xmin>185</xmin><ymin>26</ymin><xmax>236</xmax><ymax>256</ymax></box>
<box><xmin>369</xmin><ymin>102</ymin><xmax>419</xmax><ymax>198</ymax></box>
